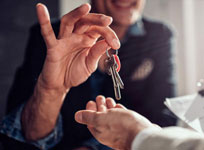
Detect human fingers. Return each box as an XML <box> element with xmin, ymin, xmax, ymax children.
<box><xmin>73</xmin><ymin>13</ymin><xmax>113</xmax><ymax>34</ymax></box>
<box><xmin>36</xmin><ymin>3</ymin><xmax>57</xmax><ymax>49</ymax></box>
<box><xmin>96</xmin><ymin>95</ymin><xmax>107</xmax><ymax>112</ymax></box>
<box><xmin>75</xmin><ymin>110</ymin><xmax>98</xmax><ymax>126</ymax></box>
<box><xmin>115</xmin><ymin>104</ymin><xmax>127</xmax><ymax>110</ymax></box>
<box><xmin>106</xmin><ymin>97</ymin><xmax>116</xmax><ymax>109</ymax></box>
<box><xmin>59</xmin><ymin>3</ymin><xmax>91</xmax><ymax>38</ymax></box>
<box><xmin>85</xmin><ymin>39</ymin><xmax>110</xmax><ymax>73</ymax></box>
<box><xmin>85</xmin><ymin>26</ymin><xmax>120</xmax><ymax>50</ymax></box>
<box><xmin>86</xmin><ymin>101</ymin><xmax>97</xmax><ymax>111</ymax></box>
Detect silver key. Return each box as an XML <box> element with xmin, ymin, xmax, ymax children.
<box><xmin>115</xmin><ymin>70</ymin><xmax>124</xmax><ymax>89</ymax></box>
<box><xmin>105</xmin><ymin>55</ymin><xmax>123</xmax><ymax>100</ymax></box>
<box><xmin>110</xmin><ymin>59</ymin><xmax>121</xmax><ymax>100</ymax></box>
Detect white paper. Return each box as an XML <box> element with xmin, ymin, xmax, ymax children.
<box><xmin>164</xmin><ymin>93</ymin><xmax>204</xmax><ymax>134</ymax></box>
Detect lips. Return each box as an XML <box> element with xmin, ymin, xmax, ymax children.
<box><xmin>111</xmin><ymin>0</ymin><xmax>136</xmax><ymax>9</ymax></box>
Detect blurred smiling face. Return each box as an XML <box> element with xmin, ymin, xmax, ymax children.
<box><xmin>94</xmin><ymin>0</ymin><xmax>146</xmax><ymax>26</ymax></box>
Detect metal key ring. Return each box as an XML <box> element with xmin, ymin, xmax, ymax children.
<box><xmin>106</xmin><ymin>49</ymin><xmax>118</xmax><ymax>57</ymax></box>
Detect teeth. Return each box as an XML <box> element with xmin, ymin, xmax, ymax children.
<box><xmin>114</xmin><ymin>1</ymin><xmax>132</xmax><ymax>8</ymax></box>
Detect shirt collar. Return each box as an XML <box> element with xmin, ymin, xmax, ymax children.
<box><xmin>128</xmin><ymin>18</ymin><xmax>146</xmax><ymax>36</ymax></box>
<box><xmin>121</xmin><ymin>17</ymin><xmax>146</xmax><ymax>44</ymax></box>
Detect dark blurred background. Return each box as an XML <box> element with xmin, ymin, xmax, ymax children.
<box><xmin>0</xmin><ymin>0</ymin><xmax>58</xmax><ymax>120</ymax></box>
<box><xmin>0</xmin><ymin>1</ymin><xmax>58</xmax><ymax>148</ymax></box>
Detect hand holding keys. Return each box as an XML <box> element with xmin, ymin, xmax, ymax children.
<box><xmin>104</xmin><ymin>49</ymin><xmax>124</xmax><ymax>100</ymax></box>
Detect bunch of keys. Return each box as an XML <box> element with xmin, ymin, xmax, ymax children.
<box><xmin>104</xmin><ymin>49</ymin><xmax>124</xmax><ymax>100</ymax></box>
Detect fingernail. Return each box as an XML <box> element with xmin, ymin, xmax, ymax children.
<box><xmin>100</xmin><ymin>15</ymin><xmax>106</xmax><ymax>20</ymax></box>
<box><xmin>44</xmin><ymin>5</ymin><xmax>50</xmax><ymax>18</ymax></box>
<box><xmin>76</xmin><ymin>112</ymin><xmax>82</xmax><ymax>122</ymax></box>
<box><xmin>97</xmin><ymin>95</ymin><xmax>105</xmax><ymax>103</ymax></box>
<box><xmin>112</xmin><ymin>39</ymin><xmax>120</xmax><ymax>49</ymax></box>
<box><xmin>36</xmin><ymin>3</ymin><xmax>42</xmax><ymax>7</ymax></box>
<box><xmin>80</xmin><ymin>3</ymin><xmax>91</xmax><ymax>12</ymax></box>
<box><xmin>101</xmin><ymin>16</ymin><xmax>113</xmax><ymax>23</ymax></box>
<box><xmin>101</xmin><ymin>97</ymin><xmax>106</xmax><ymax>104</ymax></box>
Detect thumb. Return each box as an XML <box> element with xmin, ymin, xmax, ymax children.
<box><xmin>85</xmin><ymin>40</ymin><xmax>110</xmax><ymax>72</ymax></box>
<box><xmin>75</xmin><ymin>110</ymin><xmax>97</xmax><ymax>126</ymax></box>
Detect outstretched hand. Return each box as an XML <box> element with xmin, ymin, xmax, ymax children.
<box><xmin>36</xmin><ymin>3</ymin><xmax>120</xmax><ymax>94</ymax></box>
<box><xmin>75</xmin><ymin>96</ymin><xmax>156</xmax><ymax>150</ymax></box>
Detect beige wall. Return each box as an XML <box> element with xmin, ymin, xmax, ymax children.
<box><xmin>60</xmin><ymin>0</ymin><xmax>89</xmax><ymax>16</ymax></box>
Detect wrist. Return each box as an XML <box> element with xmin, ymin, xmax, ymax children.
<box><xmin>125</xmin><ymin>127</ymin><xmax>139</xmax><ymax>150</ymax></box>
<box><xmin>131</xmin><ymin>127</ymin><xmax>162</xmax><ymax>150</ymax></box>
<box><xmin>124</xmin><ymin>116</ymin><xmax>154</xmax><ymax>150</ymax></box>
<box><xmin>34</xmin><ymin>78</ymin><xmax>69</xmax><ymax>103</ymax></box>
<box><xmin>37</xmin><ymin>74</ymin><xmax>70</xmax><ymax>96</ymax></box>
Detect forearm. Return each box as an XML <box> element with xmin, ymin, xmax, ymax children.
<box><xmin>21</xmin><ymin>79</ymin><xmax>68</xmax><ymax>141</ymax></box>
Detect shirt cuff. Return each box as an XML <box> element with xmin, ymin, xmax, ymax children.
<box><xmin>131</xmin><ymin>127</ymin><xmax>162</xmax><ymax>150</ymax></box>
<box><xmin>0</xmin><ymin>103</ymin><xmax>63</xmax><ymax>150</ymax></box>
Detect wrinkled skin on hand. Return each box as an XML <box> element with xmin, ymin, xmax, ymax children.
<box><xmin>36</xmin><ymin>4</ymin><xmax>120</xmax><ymax>94</ymax></box>
<box><xmin>75</xmin><ymin>96</ymin><xmax>157</xmax><ymax>150</ymax></box>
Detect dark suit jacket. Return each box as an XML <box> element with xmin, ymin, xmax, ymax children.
<box><xmin>3</xmin><ymin>18</ymin><xmax>177</xmax><ymax>149</ymax></box>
